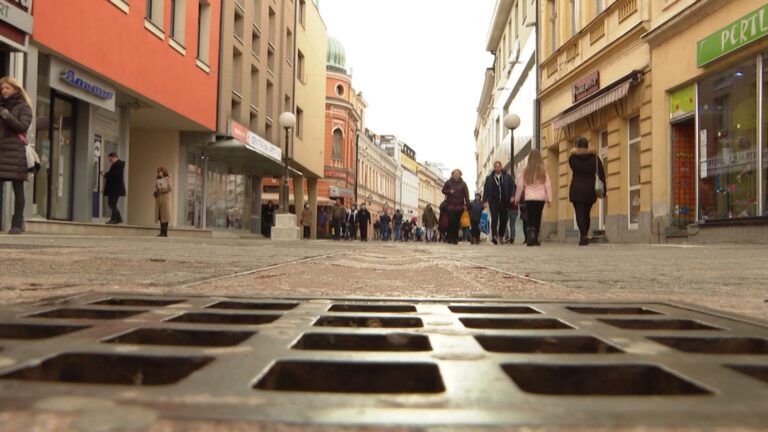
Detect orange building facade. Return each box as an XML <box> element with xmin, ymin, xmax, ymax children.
<box><xmin>18</xmin><ymin>0</ymin><xmax>220</xmax><ymax>228</ymax></box>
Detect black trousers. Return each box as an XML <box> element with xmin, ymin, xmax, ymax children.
<box><xmin>360</xmin><ymin>224</ymin><xmax>368</xmax><ymax>241</ymax></box>
<box><xmin>525</xmin><ymin>201</ymin><xmax>545</xmax><ymax>234</ymax></box>
<box><xmin>303</xmin><ymin>226</ymin><xmax>311</xmax><ymax>239</ymax></box>
<box><xmin>572</xmin><ymin>201</ymin><xmax>594</xmax><ymax>238</ymax></box>
<box><xmin>332</xmin><ymin>218</ymin><xmax>342</xmax><ymax>240</ymax></box>
<box><xmin>446</xmin><ymin>210</ymin><xmax>462</xmax><ymax>244</ymax></box>
<box><xmin>8</xmin><ymin>180</ymin><xmax>24</xmax><ymax>227</ymax></box>
<box><xmin>107</xmin><ymin>195</ymin><xmax>122</xmax><ymax>222</ymax></box>
<box><xmin>489</xmin><ymin>202</ymin><xmax>508</xmax><ymax>240</ymax></box>
<box><xmin>470</xmin><ymin>221</ymin><xmax>480</xmax><ymax>241</ymax></box>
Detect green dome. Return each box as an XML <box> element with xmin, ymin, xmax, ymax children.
<box><xmin>327</xmin><ymin>36</ymin><xmax>347</xmax><ymax>71</ymax></box>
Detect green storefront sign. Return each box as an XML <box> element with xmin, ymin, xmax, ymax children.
<box><xmin>697</xmin><ymin>4</ymin><xmax>768</xmax><ymax>67</ymax></box>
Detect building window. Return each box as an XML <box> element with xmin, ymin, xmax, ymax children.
<box><xmin>109</xmin><ymin>0</ymin><xmax>130</xmax><ymax>14</ymax></box>
<box><xmin>548</xmin><ymin>0</ymin><xmax>557</xmax><ymax>54</ymax></box>
<box><xmin>332</xmin><ymin>129</ymin><xmax>343</xmax><ymax>160</ymax></box>
<box><xmin>569</xmin><ymin>0</ymin><xmax>579</xmax><ymax>37</ymax></box>
<box><xmin>268</xmin><ymin>7</ymin><xmax>276</xmax><ymax>46</ymax></box>
<box><xmin>513</xmin><ymin>1</ymin><xmax>519</xmax><ymax>40</ymax></box>
<box><xmin>267</xmin><ymin>46</ymin><xmax>275</xmax><ymax>72</ymax></box>
<box><xmin>595</xmin><ymin>0</ymin><xmax>604</xmax><ymax>16</ymax></box>
<box><xmin>146</xmin><ymin>0</ymin><xmax>163</xmax><ymax>26</ymax></box>
<box><xmin>628</xmin><ymin>115</ymin><xmax>641</xmax><ymax>228</ymax></box>
<box><xmin>196</xmin><ymin>0</ymin><xmax>211</xmax><ymax>63</ymax></box>
<box><xmin>234</xmin><ymin>5</ymin><xmax>245</xmax><ymax>42</ymax></box>
<box><xmin>297</xmin><ymin>50</ymin><xmax>305</xmax><ymax>82</ymax></box>
<box><xmin>232</xmin><ymin>48</ymin><xmax>243</xmax><ymax>95</ymax></box>
<box><xmin>250</xmin><ymin>65</ymin><xmax>260</xmax><ymax>106</ymax></box>
<box><xmin>522</xmin><ymin>0</ymin><xmax>527</xmax><ymax>24</ymax></box>
<box><xmin>296</xmin><ymin>107</ymin><xmax>303</xmax><ymax>138</ymax></box>
<box><xmin>252</xmin><ymin>28</ymin><xmax>261</xmax><ymax>58</ymax></box>
<box><xmin>335</xmin><ymin>84</ymin><xmax>345</xmax><ymax>97</ymax></box>
<box><xmin>698</xmin><ymin>58</ymin><xmax>759</xmax><ymax>221</ymax></box>
<box><xmin>299</xmin><ymin>0</ymin><xmax>306</xmax><ymax>27</ymax></box>
<box><xmin>266</xmin><ymin>80</ymin><xmax>274</xmax><ymax>119</ymax></box>
<box><xmin>170</xmin><ymin>0</ymin><xmax>187</xmax><ymax>44</ymax></box>
<box><xmin>253</xmin><ymin>0</ymin><xmax>261</xmax><ymax>26</ymax></box>
<box><xmin>286</xmin><ymin>28</ymin><xmax>294</xmax><ymax>63</ymax></box>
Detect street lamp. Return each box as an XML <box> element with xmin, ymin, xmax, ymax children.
<box><xmin>279</xmin><ymin>111</ymin><xmax>296</xmax><ymax>214</ymax></box>
<box><xmin>503</xmin><ymin>113</ymin><xmax>521</xmax><ymax>177</ymax></box>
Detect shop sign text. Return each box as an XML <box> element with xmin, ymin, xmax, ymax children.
<box><xmin>0</xmin><ymin>0</ymin><xmax>32</xmax><ymax>34</ymax></box>
<box><xmin>61</xmin><ymin>69</ymin><xmax>114</xmax><ymax>101</ymax></box>
<box><xmin>572</xmin><ymin>71</ymin><xmax>600</xmax><ymax>103</ymax></box>
<box><xmin>231</xmin><ymin>120</ymin><xmax>282</xmax><ymax>161</ymax></box>
<box><xmin>697</xmin><ymin>4</ymin><xmax>768</xmax><ymax>67</ymax></box>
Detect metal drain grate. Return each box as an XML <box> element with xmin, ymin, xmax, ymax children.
<box><xmin>0</xmin><ymin>294</ymin><xmax>766</xmax><ymax>427</ymax></box>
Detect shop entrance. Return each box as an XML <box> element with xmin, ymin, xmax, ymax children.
<box><xmin>670</xmin><ymin>118</ymin><xmax>696</xmax><ymax>229</ymax></box>
<box><xmin>48</xmin><ymin>93</ymin><xmax>76</xmax><ymax>220</ymax></box>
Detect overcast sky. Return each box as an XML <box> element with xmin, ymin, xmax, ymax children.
<box><xmin>319</xmin><ymin>0</ymin><xmax>496</xmax><ymax>192</ymax></box>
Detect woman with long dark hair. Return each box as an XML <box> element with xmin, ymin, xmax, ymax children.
<box><xmin>514</xmin><ymin>150</ymin><xmax>551</xmax><ymax>246</ymax></box>
<box><xmin>569</xmin><ymin>137</ymin><xmax>606</xmax><ymax>245</ymax></box>
<box><xmin>441</xmin><ymin>169</ymin><xmax>470</xmax><ymax>245</ymax></box>
<box><xmin>0</xmin><ymin>76</ymin><xmax>33</xmax><ymax>234</ymax></box>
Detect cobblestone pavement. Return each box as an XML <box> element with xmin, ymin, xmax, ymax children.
<box><xmin>0</xmin><ymin>234</ymin><xmax>766</xmax><ymax>432</ymax></box>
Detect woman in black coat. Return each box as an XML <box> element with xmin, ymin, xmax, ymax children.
<box><xmin>0</xmin><ymin>77</ymin><xmax>33</xmax><ymax>234</ymax></box>
<box><xmin>569</xmin><ymin>137</ymin><xmax>606</xmax><ymax>246</ymax></box>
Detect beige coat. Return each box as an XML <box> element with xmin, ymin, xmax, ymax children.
<box><xmin>154</xmin><ymin>176</ymin><xmax>172</xmax><ymax>223</ymax></box>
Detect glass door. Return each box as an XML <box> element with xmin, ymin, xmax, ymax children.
<box><xmin>49</xmin><ymin>94</ymin><xmax>75</xmax><ymax>220</ymax></box>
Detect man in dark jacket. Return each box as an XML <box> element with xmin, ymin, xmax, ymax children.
<box><xmin>393</xmin><ymin>209</ymin><xmax>403</xmax><ymax>242</ymax></box>
<box><xmin>331</xmin><ymin>199</ymin><xmax>345</xmax><ymax>241</ymax></box>
<box><xmin>379</xmin><ymin>210</ymin><xmax>391</xmax><ymax>241</ymax></box>
<box><xmin>346</xmin><ymin>204</ymin><xmax>358</xmax><ymax>240</ymax></box>
<box><xmin>356</xmin><ymin>204</ymin><xmax>371</xmax><ymax>241</ymax></box>
<box><xmin>103</xmin><ymin>152</ymin><xmax>126</xmax><ymax>224</ymax></box>
<box><xmin>482</xmin><ymin>161</ymin><xmax>514</xmax><ymax>244</ymax></box>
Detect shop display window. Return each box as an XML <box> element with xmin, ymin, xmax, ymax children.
<box><xmin>698</xmin><ymin>59</ymin><xmax>758</xmax><ymax>220</ymax></box>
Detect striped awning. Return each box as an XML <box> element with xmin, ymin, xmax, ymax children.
<box><xmin>553</xmin><ymin>72</ymin><xmax>640</xmax><ymax>130</ymax></box>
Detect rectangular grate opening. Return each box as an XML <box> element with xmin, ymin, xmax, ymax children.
<box><xmin>328</xmin><ymin>304</ymin><xmax>417</xmax><ymax>313</ymax></box>
<box><xmin>501</xmin><ymin>364</ymin><xmax>711</xmax><ymax>395</ymax></box>
<box><xmin>90</xmin><ymin>298</ymin><xmax>184</xmax><ymax>307</ymax></box>
<box><xmin>254</xmin><ymin>361</ymin><xmax>445</xmax><ymax>393</ymax></box>
<box><xmin>0</xmin><ymin>323</ymin><xmax>89</xmax><ymax>340</ymax></box>
<box><xmin>460</xmin><ymin>318</ymin><xmax>573</xmax><ymax>330</ymax></box>
<box><xmin>0</xmin><ymin>353</ymin><xmax>213</xmax><ymax>386</ymax></box>
<box><xmin>725</xmin><ymin>365</ymin><xmax>768</xmax><ymax>385</ymax></box>
<box><xmin>599</xmin><ymin>319</ymin><xmax>722</xmax><ymax>331</ymax></box>
<box><xmin>205</xmin><ymin>301</ymin><xmax>299</xmax><ymax>311</ymax></box>
<box><xmin>27</xmin><ymin>309</ymin><xmax>146</xmax><ymax>320</ymax></box>
<box><xmin>567</xmin><ymin>306</ymin><xmax>661</xmax><ymax>315</ymax></box>
<box><xmin>314</xmin><ymin>316</ymin><xmax>423</xmax><ymax>328</ymax></box>
<box><xmin>104</xmin><ymin>328</ymin><xmax>256</xmax><ymax>347</ymax></box>
<box><xmin>475</xmin><ymin>335</ymin><xmax>623</xmax><ymax>354</ymax></box>
<box><xmin>449</xmin><ymin>305</ymin><xmax>540</xmax><ymax>314</ymax></box>
<box><xmin>292</xmin><ymin>333</ymin><xmax>431</xmax><ymax>352</ymax></box>
<box><xmin>167</xmin><ymin>313</ymin><xmax>280</xmax><ymax>325</ymax></box>
<box><xmin>650</xmin><ymin>337</ymin><xmax>768</xmax><ymax>354</ymax></box>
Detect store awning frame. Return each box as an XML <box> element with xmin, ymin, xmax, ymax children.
<box><xmin>553</xmin><ymin>70</ymin><xmax>644</xmax><ymax>130</ymax></box>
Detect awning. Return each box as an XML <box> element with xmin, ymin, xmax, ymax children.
<box><xmin>207</xmin><ymin>139</ymin><xmax>302</xmax><ymax>176</ymax></box>
<box><xmin>553</xmin><ymin>71</ymin><xmax>642</xmax><ymax>130</ymax></box>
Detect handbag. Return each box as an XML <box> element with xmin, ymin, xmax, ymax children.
<box><xmin>594</xmin><ymin>156</ymin><xmax>605</xmax><ymax>198</ymax></box>
<box><xmin>20</xmin><ymin>133</ymin><xmax>40</xmax><ymax>173</ymax></box>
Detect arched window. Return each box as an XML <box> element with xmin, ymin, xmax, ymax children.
<box><xmin>332</xmin><ymin>129</ymin><xmax>343</xmax><ymax>160</ymax></box>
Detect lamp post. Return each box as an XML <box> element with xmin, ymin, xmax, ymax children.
<box><xmin>279</xmin><ymin>111</ymin><xmax>296</xmax><ymax>214</ymax></box>
<box><xmin>503</xmin><ymin>114</ymin><xmax>521</xmax><ymax>177</ymax></box>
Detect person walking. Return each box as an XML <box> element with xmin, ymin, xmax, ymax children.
<box><xmin>393</xmin><ymin>209</ymin><xmax>403</xmax><ymax>242</ymax></box>
<box><xmin>441</xmin><ymin>169</ymin><xmax>470</xmax><ymax>245</ymax></box>
<box><xmin>154</xmin><ymin>167</ymin><xmax>172</xmax><ymax>237</ymax></box>
<box><xmin>0</xmin><ymin>77</ymin><xmax>33</xmax><ymax>234</ymax></box>
<box><xmin>103</xmin><ymin>152</ymin><xmax>126</xmax><ymax>224</ymax></box>
<box><xmin>345</xmin><ymin>204</ymin><xmax>358</xmax><ymax>241</ymax></box>
<box><xmin>373</xmin><ymin>218</ymin><xmax>380</xmax><ymax>240</ymax></box>
<box><xmin>379</xmin><ymin>210</ymin><xmax>391</xmax><ymax>241</ymax></box>
<box><xmin>482</xmin><ymin>161</ymin><xmax>514</xmax><ymax>245</ymax></box>
<box><xmin>317</xmin><ymin>207</ymin><xmax>327</xmax><ymax>238</ymax></box>
<box><xmin>507</xmin><ymin>198</ymin><xmax>519</xmax><ymax>244</ymax></box>
<box><xmin>422</xmin><ymin>204</ymin><xmax>438</xmax><ymax>242</ymax></box>
<box><xmin>300</xmin><ymin>203</ymin><xmax>312</xmax><ymax>239</ymax></box>
<box><xmin>514</xmin><ymin>150</ymin><xmax>551</xmax><ymax>246</ymax></box>
<box><xmin>331</xmin><ymin>199</ymin><xmax>345</xmax><ymax>241</ymax></box>
<box><xmin>262</xmin><ymin>201</ymin><xmax>275</xmax><ymax>238</ymax></box>
<box><xmin>569</xmin><ymin>137</ymin><xmax>606</xmax><ymax>246</ymax></box>
<box><xmin>356</xmin><ymin>203</ymin><xmax>371</xmax><ymax>241</ymax></box>
<box><xmin>469</xmin><ymin>193</ymin><xmax>484</xmax><ymax>245</ymax></box>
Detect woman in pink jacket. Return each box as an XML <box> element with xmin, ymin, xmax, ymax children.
<box><xmin>513</xmin><ymin>150</ymin><xmax>552</xmax><ymax>246</ymax></box>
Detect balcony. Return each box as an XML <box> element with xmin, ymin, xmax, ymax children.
<box><xmin>540</xmin><ymin>0</ymin><xmax>646</xmax><ymax>92</ymax></box>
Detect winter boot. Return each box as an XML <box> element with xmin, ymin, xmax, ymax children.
<box><xmin>159</xmin><ymin>223</ymin><xmax>168</xmax><ymax>237</ymax></box>
<box><xmin>9</xmin><ymin>214</ymin><xmax>23</xmax><ymax>235</ymax></box>
<box><xmin>533</xmin><ymin>229</ymin><xmax>541</xmax><ymax>246</ymax></box>
<box><xmin>525</xmin><ymin>228</ymin><xmax>535</xmax><ymax>246</ymax></box>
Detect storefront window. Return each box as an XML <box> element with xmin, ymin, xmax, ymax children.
<box><xmin>763</xmin><ymin>55</ymin><xmax>768</xmax><ymax>216</ymax></box>
<box><xmin>185</xmin><ymin>154</ymin><xmax>203</xmax><ymax>228</ymax></box>
<box><xmin>628</xmin><ymin>116</ymin><xmax>641</xmax><ymax>227</ymax></box>
<box><xmin>698</xmin><ymin>59</ymin><xmax>758</xmax><ymax>220</ymax></box>
<box><xmin>205</xmin><ymin>161</ymin><xmax>248</xmax><ymax>230</ymax></box>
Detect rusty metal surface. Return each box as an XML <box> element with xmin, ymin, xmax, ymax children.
<box><xmin>0</xmin><ymin>294</ymin><xmax>766</xmax><ymax>428</ymax></box>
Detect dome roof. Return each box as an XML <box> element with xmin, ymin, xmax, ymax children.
<box><xmin>327</xmin><ymin>36</ymin><xmax>347</xmax><ymax>72</ymax></box>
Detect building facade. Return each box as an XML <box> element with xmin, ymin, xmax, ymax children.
<box><xmin>538</xmin><ymin>0</ymin><xmax>652</xmax><ymax>242</ymax></box>
<box><xmin>318</xmin><ymin>36</ymin><xmax>361</xmax><ymax>226</ymax></box>
<box><xmin>23</xmin><ymin>0</ymin><xmax>220</xmax><ymax>230</ymax></box>
<box><xmin>380</xmin><ymin>135</ymin><xmax>419</xmax><ymax>219</ymax></box>
<box><xmin>646</xmin><ymin>0</ymin><xmax>768</xmax><ymax>243</ymax></box>
<box><xmin>418</xmin><ymin>162</ymin><xmax>443</xmax><ymax>221</ymax></box>
<box><xmin>357</xmin><ymin>129</ymin><xmax>397</xmax><ymax>223</ymax></box>
<box><xmin>476</xmin><ymin>0</ymin><xmax>537</xmax><ymax>193</ymax></box>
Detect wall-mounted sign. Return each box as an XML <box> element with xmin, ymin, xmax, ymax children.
<box><xmin>572</xmin><ymin>71</ymin><xmax>600</xmax><ymax>103</ymax></box>
<box><xmin>0</xmin><ymin>0</ymin><xmax>32</xmax><ymax>33</ymax></box>
<box><xmin>230</xmin><ymin>120</ymin><xmax>282</xmax><ymax>161</ymax></box>
<box><xmin>697</xmin><ymin>4</ymin><xmax>768</xmax><ymax>67</ymax></box>
<box><xmin>669</xmin><ymin>85</ymin><xmax>695</xmax><ymax>121</ymax></box>
<box><xmin>50</xmin><ymin>58</ymin><xmax>116</xmax><ymax>111</ymax></box>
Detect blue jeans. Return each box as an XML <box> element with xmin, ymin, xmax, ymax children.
<box><xmin>394</xmin><ymin>224</ymin><xmax>402</xmax><ymax>241</ymax></box>
<box><xmin>508</xmin><ymin>210</ymin><xmax>518</xmax><ymax>242</ymax></box>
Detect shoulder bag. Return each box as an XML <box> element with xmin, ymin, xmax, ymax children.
<box><xmin>594</xmin><ymin>155</ymin><xmax>605</xmax><ymax>198</ymax></box>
